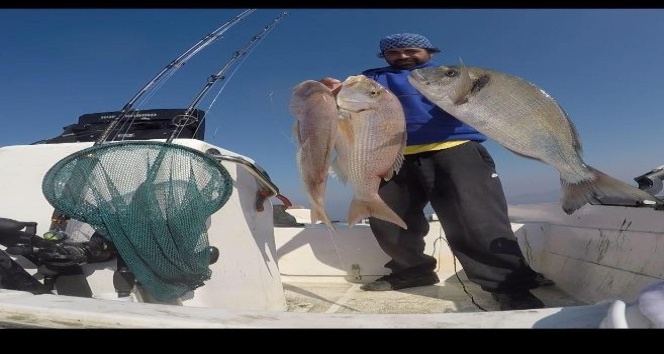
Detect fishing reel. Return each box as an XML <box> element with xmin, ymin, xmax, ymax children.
<box><xmin>634</xmin><ymin>165</ymin><xmax>664</xmax><ymax>196</ymax></box>
<box><xmin>6</xmin><ymin>234</ymin><xmax>100</xmax><ymax>267</ymax></box>
<box><xmin>0</xmin><ymin>217</ymin><xmax>116</xmax><ymax>268</ymax></box>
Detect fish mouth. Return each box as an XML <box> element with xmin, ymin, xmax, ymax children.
<box><xmin>337</xmin><ymin>99</ymin><xmax>369</xmax><ymax>113</ymax></box>
<box><xmin>338</xmin><ymin>106</ymin><xmax>368</xmax><ymax>114</ymax></box>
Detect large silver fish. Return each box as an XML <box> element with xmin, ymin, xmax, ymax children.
<box><xmin>408</xmin><ymin>65</ymin><xmax>661</xmax><ymax>214</ymax></box>
<box><xmin>333</xmin><ymin>75</ymin><xmax>408</xmax><ymax>228</ymax></box>
<box><xmin>290</xmin><ymin>80</ymin><xmax>338</xmax><ymax>228</ymax></box>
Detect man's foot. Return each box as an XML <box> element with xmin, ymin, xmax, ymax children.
<box><xmin>490</xmin><ymin>291</ymin><xmax>545</xmax><ymax>311</ymax></box>
<box><xmin>360</xmin><ymin>272</ymin><xmax>439</xmax><ymax>291</ymax></box>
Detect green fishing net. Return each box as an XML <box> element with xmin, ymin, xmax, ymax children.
<box><xmin>42</xmin><ymin>141</ymin><xmax>233</xmax><ymax>301</ymax></box>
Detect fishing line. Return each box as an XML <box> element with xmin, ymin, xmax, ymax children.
<box><xmin>113</xmin><ymin>73</ymin><xmax>180</xmax><ymax>142</ymax></box>
<box><xmin>204</xmin><ymin>13</ymin><xmax>292</xmax><ymax>143</ymax></box>
<box><xmin>429</xmin><ymin>223</ymin><xmax>487</xmax><ymax>311</ymax></box>
<box><xmin>194</xmin><ymin>46</ymin><xmax>257</xmax><ymax>136</ymax></box>
<box><xmin>194</xmin><ymin>13</ymin><xmax>288</xmax><ymax>144</ymax></box>
<box><xmin>207</xmin><ymin>32</ymin><xmax>268</xmax><ymax>108</ymax></box>
<box><xmin>95</xmin><ymin>9</ymin><xmax>256</xmax><ymax>144</ymax></box>
<box><xmin>268</xmin><ymin>88</ymin><xmax>301</xmax><ymax>149</ymax></box>
<box><xmin>121</xmin><ymin>10</ymin><xmax>289</xmax><ymax>201</ymax></box>
<box><xmin>169</xmin><ymin>11</ymin><xmax>288</xmax><ymax>142</ymax></box>
<box><xmin>207</xmin><ymin>126</ymin><xmax>221</xmax><ymax>141</ymax></box>
<box><xmin>325</xmin><ymin>227</ymin><xmax>350</xmax><ymax>280</ymax></box>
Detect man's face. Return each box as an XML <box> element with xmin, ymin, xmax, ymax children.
<box><xmin>383</xmin><ymin>48</ymin><xmax>432</xmax><ymax>69</ymax></box>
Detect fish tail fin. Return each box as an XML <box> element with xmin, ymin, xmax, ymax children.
<box><xmin>310</xmin><ymin>199</ymin><xmax>334</xmax><ymax>230</ymax></box>
<box><xmin>347</xmin><ymin>196</ymin><xmax>407</xmax><ymax>229</ymax></box>
<box><xmin>561</xmin><ymin>166</ymin><xmax>661</xmax><ymax>214</ymax></box>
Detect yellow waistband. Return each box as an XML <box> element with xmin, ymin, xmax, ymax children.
<box><xmin>403</xmin><ymin>140</ymin><xmax>470</xmax><ymax>155</ymax></box>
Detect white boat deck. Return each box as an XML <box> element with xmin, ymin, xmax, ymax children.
<box><xmin>0</xmin><ymin>217</ymin><xmax>598</xmax><ymax>329</ymax></box>
<box><xmin>282</xmin><ymin>272</ymin><xmax>583</xmax><ymax>315</ymax></box>
<box><xmin>274</xmin><ymin>216</ymin><xmax>584</xmax><ymax>316</ymax></box>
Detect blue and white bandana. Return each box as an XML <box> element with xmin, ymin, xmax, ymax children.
<box><xmin>378</xmin><ymin>33</ymin><xmax>440</xmax><ymax>57</ymax></box>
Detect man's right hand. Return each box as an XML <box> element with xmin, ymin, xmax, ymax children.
<box><xmin>320</xmin><ymin>77</ymin><xmax>342</xmax><ymax>95</ymax></box>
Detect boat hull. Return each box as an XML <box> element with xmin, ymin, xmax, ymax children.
<box><xmin>0</xmin><ymin>140</ymin><xmax>662</xmax><ymax>328</ymax></box>
<box><xmin>0</xmin><ymin>140</ymin><xmax>286</xmax><ymax>311</ymax></box>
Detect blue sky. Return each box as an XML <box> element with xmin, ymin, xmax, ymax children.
<box><xmin>1</xmin><ymin>8</ymin><xmax>663</xmax><ymax>222</ymax></box>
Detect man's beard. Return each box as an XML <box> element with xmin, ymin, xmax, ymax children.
<box><xmin>388</xmin><ymin>58</ymin><xmax>423</xmax><ymax>69</ymax></box>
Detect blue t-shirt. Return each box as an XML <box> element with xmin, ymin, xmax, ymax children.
<box><xmin>362</xmin><ymin>61</ymin><xmax>486</xmax><ymax>146</ymax></box>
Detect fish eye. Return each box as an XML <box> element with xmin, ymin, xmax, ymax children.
<box><xmin>369</xmin><ymin>89</ymin><xmax>379</xmax><ymax>97</ymax></box>
<box><xmin>445</xmin><ymin>70</ymin><xmax>457</xmax><ymax>77</ymax></box>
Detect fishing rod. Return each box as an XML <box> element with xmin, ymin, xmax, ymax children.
<box><xmin>167</xmin><ymin>11</ymin><xmax>288</xmax><ymax>142</ymax></box>
<box><xmin>120</xmin><ymin>10</ymin><xmax>288</xmax><ymax>190</ymax></box>
<box><xmin>96</xmin><ymin>8</ymin><xmax>256</xmax><ymax>144</ymax></box>
<box><xmin>40</xmin><ymin>9</ymin><xmax>256</xmax><ymax>242</ymax></box>
<box><xmin>40</xmin><ymin>13</ymin><xmax>291</xmax><ymax>298</ymax></box>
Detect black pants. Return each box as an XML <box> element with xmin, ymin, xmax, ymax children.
<box><xmin>368</xmin><ymin>141</ymin><xmax>539</xmax><ymax>293</ymax></box>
